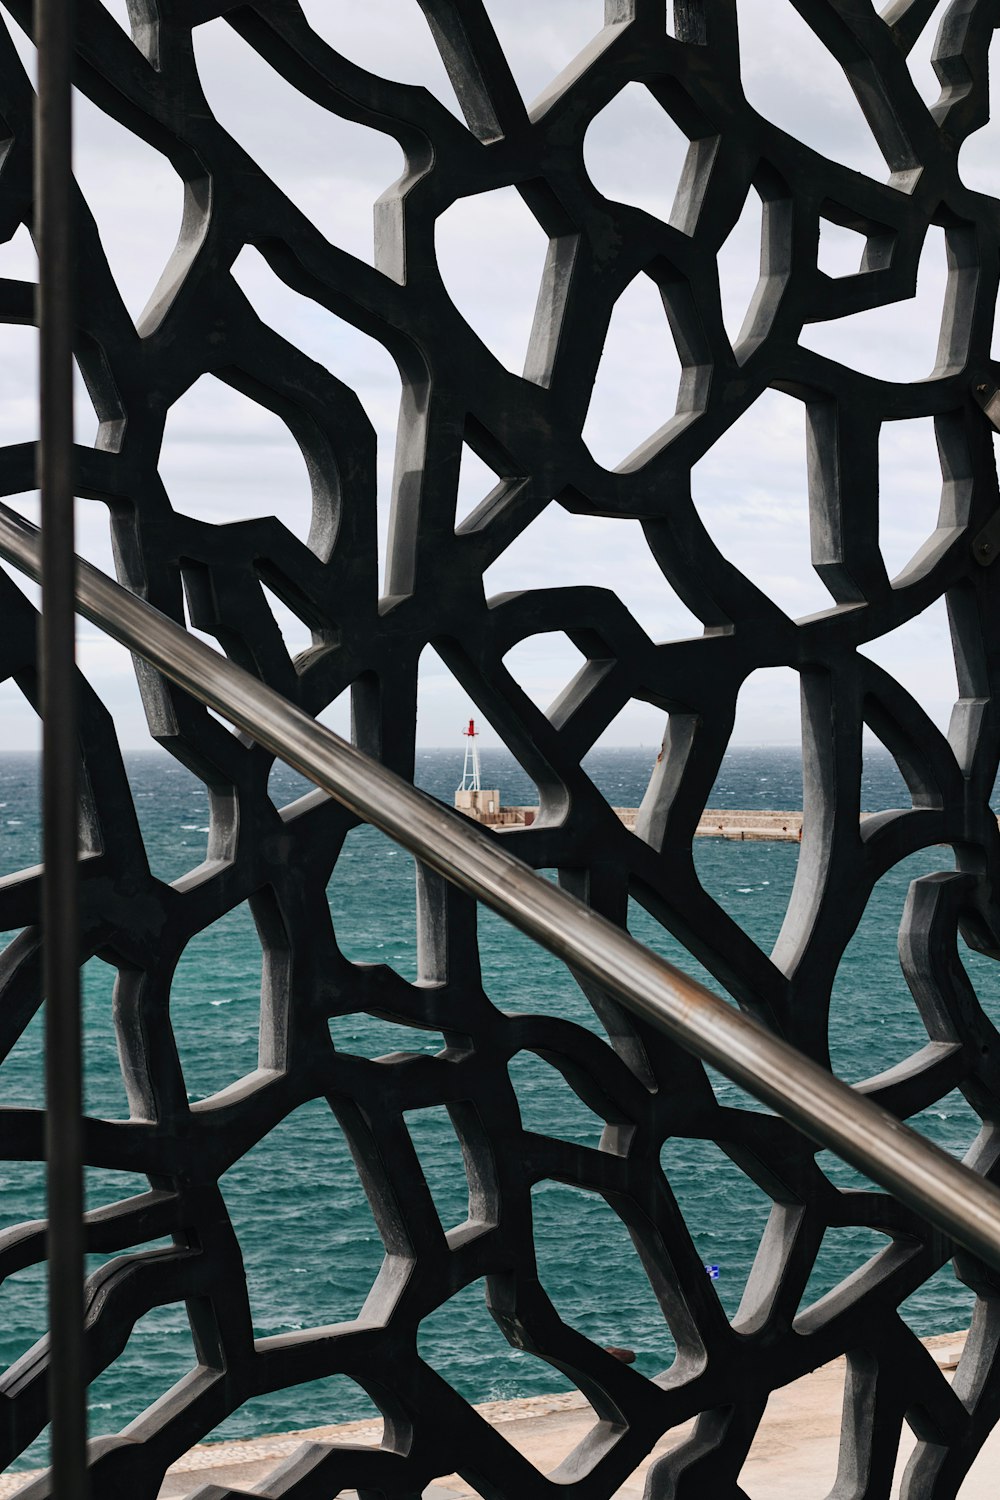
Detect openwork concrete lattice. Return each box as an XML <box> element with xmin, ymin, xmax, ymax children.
<box><xmin>2</xmin><ymin>2</ymin><xmax>1000</xmax><ymax>1496</ymax></box>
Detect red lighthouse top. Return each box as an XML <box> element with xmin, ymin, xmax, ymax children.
<box><xmin>463</xmin><ymin>718</ymin><xmax>477</xmax><ymax>738</ymax></box>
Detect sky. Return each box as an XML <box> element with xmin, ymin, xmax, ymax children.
<box><xmin>0</xmin><ymin>0</ymin><xmax>995</xmax><ymax>753</ymax></box>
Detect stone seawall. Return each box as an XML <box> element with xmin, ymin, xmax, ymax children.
<box><xmin>459</xmin><ymin>805</ymin><xmax>806</xmax><ymax>840</ymax></box>
<box><xmin>693</xmin><ymin>809</ymin><xmax>803</xmax><ymax>840</ymax></box>
<box><xmin>455</xmin><ymin>806</ymin><xmax>986</xmax><ymax>841</ymax></box>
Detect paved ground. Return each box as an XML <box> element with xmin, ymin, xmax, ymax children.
<box><xmin>0</xmin><ymin>1331</ymin><xmax>989</xmax><ymax>1497</ymax></box>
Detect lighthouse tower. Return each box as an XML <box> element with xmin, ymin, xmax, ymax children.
<box><xmin>454</xmin><ymin>718</ymin><xmax>501</xmax><ymax>822</ymax></box>
<box><xmin>458</xmin><ymin>717</ymin><xmax>481</xmax><ymax>793</ymax></box>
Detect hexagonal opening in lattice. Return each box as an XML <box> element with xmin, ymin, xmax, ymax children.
<box><xmin>817</xmin><ymin>215</ymin><xmax>868</xmax><ymax>279</ymax></box>
<box><xmin>582</xmin><ymin>272</ymin><xmax>683</xmax><ymax>469</ymax></box>
<box><xmin>0</xmin><ymin>0</ymin><xmax>191</xmax><ymax>341</ymax></box>
<box><xmin>690</xmin><ymin>388</ymin><xmax>835</xmax><ymax>619</ymax></box>
<box><xmin>501</xmin><ymin>632</ymin><xmax>589</xmax><ymax>719</ymax></box>
<box><xmin>660</xmin><ymin>1135</ymin><xmax>775</xmax><ymax>1326</ymax></box>
<box><xmin>688</xmin><ymin>671</ymin><xmax>803</xmax><ymax>963</ymax></box>
<box><xmin>121</xmin><ymin>747</ymin><xmax>212</xmax><ymax>887</ymax></box>
<box><xmin>435</xmin><ymin>185</ymin><xmax>551</xmax><ymax>378</ymax></box>
<box><xmin>584</xmin><ymin>81</ymin><xmax>691</xmax><ymax>225</ymax></box>
<box><xmin>531</xmin><ymin>1181</ymin><xmax>678</xmax><ymax>1380</ymax></box>
<box><xmin>170</xmin><ymin>901</ymin><xmax>266</xmax><ymax>1103</ymax></box>
<box><xmin>878</xmin><ymin>416</ymin><xmax>944</xmax><ymax>582</ymax></box>
<box><xmin>717</xmin><ymin>183</ymin><xmax>764</xmax><ymax>350</ymax></box>
<box><xmin>403</xmin><ymin>1104</ymin><xmax>476</xmax><ymax>1235</ymax></box>
<box><xmin>161</xmin><ymin>374</ymin><xmax>314</xmax><ymax>542</ymax></box>
<box><xmin>508</xmin><ymin>1048</ymin><xmax>608</xmax><ymax>1150</ymax></box>
<box><xmin>86</xmin><ymin>1301</ymin><xmax>198</xmax><ymax>1443</ymax></box>
<box><xmin>328</xmin><ymin>823</ymin><xmax>419</xmax><ymax>983</ymax></box>
<box><xmin>828</xmin><ymin>849</ymin><xmax>954</xmax><ymax>1087</ymax></box>
<box><xmin>587</xmin><ymin>700</ymin><xmax>673</xmax><ymax>767</ymax></box>
<box><xmin>220</xmin><ymin>1096</ymin><xmax>386</xmax><ymax>1339</ymax></box>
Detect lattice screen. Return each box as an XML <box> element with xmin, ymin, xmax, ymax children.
<box><xmin>1</xmin><ymin>3</ymin><xmax>1000</xmax><ymax>1497</ymax></box>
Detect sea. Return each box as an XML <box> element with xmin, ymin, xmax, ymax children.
<box><xmin>0</xmin><ymin>744</ymin><xmax>995</xmax><ymax>1465</ymax></box>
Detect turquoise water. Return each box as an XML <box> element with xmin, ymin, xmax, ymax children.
<box><xmin>0</xmin><ymin>745</ymin><xmax>994</xmax><ymax>1462</ymax></box>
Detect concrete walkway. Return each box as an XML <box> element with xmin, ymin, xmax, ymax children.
<box><xmin>1</xmin><ymin>1331</ymin><xmax>990</xmax><ymax>1497</ymax></box>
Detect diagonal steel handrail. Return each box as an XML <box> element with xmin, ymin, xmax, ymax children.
<box><xmin>2</xmin><ymin>500</ymin><xmax>1000</xmax><ymax>1267</ymax></box>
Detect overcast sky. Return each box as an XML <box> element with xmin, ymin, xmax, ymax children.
<box><xmin>0</xmin><ymin>0</ymin><xmax>993</xmax><ymax>754</ymax></box>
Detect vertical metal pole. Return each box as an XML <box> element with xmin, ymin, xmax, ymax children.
<box><xmin>35</xmin><ymin>0</ymin><xmax>86</xmax><ymax>1496</ymax></box>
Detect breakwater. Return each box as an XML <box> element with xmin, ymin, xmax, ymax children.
<box><xmin>458</xmin><ymin>801</ymin><xmax>806</xmax><ymax>839</ymax></box>
<box><xmin>694</xmin><ymin>808</ymin><xmax>802</xmax><ymax>839</ymax></box>
<box><xmin>459</xmin><ymin>805</ymin><xmax>1000</xmax><ymax>841</ymax></box>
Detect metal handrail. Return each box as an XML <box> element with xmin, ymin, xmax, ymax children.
<box><xmin>3</xmin><ymin>502</ymin><xmax>1000</xmax><ymax>1268</ymax></box>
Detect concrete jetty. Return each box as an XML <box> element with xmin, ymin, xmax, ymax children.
<box><xmin>694</xmin><ymin>809</ymin><xmax>803</xmax><ymax>841</ymax></box>
<box><xmin>456</xmin><ymin>791</ymin><xmax>804</xmax><ymax>841</ymax></box>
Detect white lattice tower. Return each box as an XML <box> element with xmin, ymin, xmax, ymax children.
<box><xmin>458</xmin><ymin>717</ymin><xmax>481</xmax><ymax>793</ymax></box>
